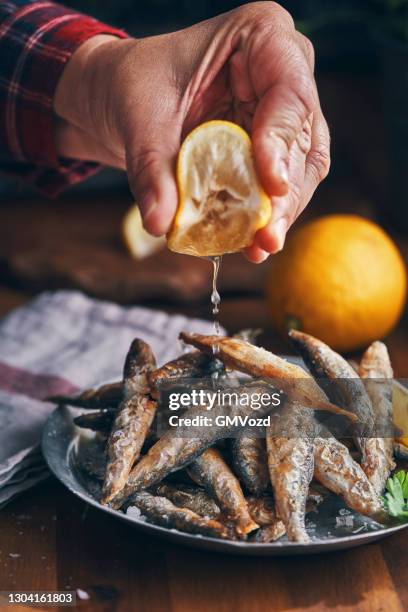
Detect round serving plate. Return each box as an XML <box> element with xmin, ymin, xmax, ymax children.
<box><xmin>42</xmin><ymin>404</ymin><xmax>408</xmax><ymax>557</ymax></box>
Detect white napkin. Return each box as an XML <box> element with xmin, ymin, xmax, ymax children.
<box><xmin>0</xmin><ymin>290</ymin><xmax>218</xmax><ymax>508</ymax></box>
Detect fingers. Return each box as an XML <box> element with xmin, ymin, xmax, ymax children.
<box><xmin>253</xmin><ymin>108</ymin><xmax>330</xmax><ymax>255</ymax></box>
<box><xmin>126</xmin><ymin>126</ymin><xmax>180</xmax><ymax>237</ymax></box>
<box><xmin>302</xmin><ymin>107</ymin><xmax>331</xmax><ymax>211</ymax></box>
<box><xmin>254</xmin><ymin>118</ymin><xmax>311</xmax><ymax>253</ymax></box>
<box><xmin>243</xmin><ymin>243</ymin><xmax>269</xmax><ymax>264</ymax></box>
<box><xmin>250</xmin><ymin>27</ymin><xmax>317</xmax><ymax>197</ymax></box>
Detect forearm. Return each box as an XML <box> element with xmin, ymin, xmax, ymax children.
<box><xmin>0</xmin><ymin>1</ymin><xmax>127</xmax><ymax>195</ymax></box>
<box><xmin>54</xmin><ymin>34</ymin><xmax>128</xmax><ymax>169</ymax></box>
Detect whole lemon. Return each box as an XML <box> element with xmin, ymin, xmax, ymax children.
<box><xmin>267</xmin><ymin>214</ymin><xmax>407</xmax><ymax>352</ymax></box>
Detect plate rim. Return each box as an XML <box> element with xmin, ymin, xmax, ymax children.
<box><xmin>41</xmin><ymin>404</ymin><xmax>408</xmax><ymax>556</ymax></box>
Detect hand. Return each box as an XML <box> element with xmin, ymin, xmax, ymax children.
<box><xmin>55</xmin><ymin>2</ymin><xmax>330</xmax><ymax>262</ymax></box>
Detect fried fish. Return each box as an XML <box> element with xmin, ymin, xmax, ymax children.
<box><xmin>49</xmin><ymin>381</ymin><xmax>123</xmax><ymax>409</ymax></box>
<box><xmin>109</xmin><ymin>383</ymin><xmax>275</xmax><ymax>509</ymax></box>
<box><xmin>230</xmin><ymin>435</ymin><xmax>270</xmax><ymax>496</ymax></box>
<box><xmin>266</xmin><ymin>402</ymin><xmax>316</xmax><ymax>543</ymax></box>
<box><xmin>187</xmin><ymin>448</ymin><xmax>258</xmax><ymax>537</ymax></box>
<box><xmin>179</xmin><ymin>333</ymin><xmax>357</xmax><ymax>422</ymax></box>
<box><xmin>358</xmin><ymin>341</ymin><xmax>396</xmax><ymax>495</ymax></box>
<box><xmin>74</xmin><ymin>410</ymin><xmax>116</xmax><ymax>433</ymax></box>
<box><xmin>153</xmin><ymin>483</ymin><xmax>220</xmax><ymax>519</ymax></box>
<box><xmin>314</xmin><ymin>427</ymin><xmax>384</xmax><ymax>518</ymax></box>
<box><xmin>149</xmin><ymin>351</ymin><xmax>216</xmax><ymax>397</ymax></box>
<box><xmin>130</xmin><ymin>491</ymin><xmax>232</xmax><ymax>539</ymax></box>
<box><xmin>289</xmin><ymin>330</ymin><xmax>375</xmax><ymax>443</ymax></box>
<box><xmin>101</xmin><ymin>339</ymin><xmax>157</xmax><ymax>505</ymax></box>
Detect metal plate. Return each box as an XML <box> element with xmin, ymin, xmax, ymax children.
<box><xmin>42</xmin><ymin>404</ymin><xmax>408</xmax><ymax>556</ymax></box>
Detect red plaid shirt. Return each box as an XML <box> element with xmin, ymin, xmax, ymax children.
<box><xmin>0</xmin><ymin>1</ymin><xmax>127</xmax><ymax>196</ymax></box>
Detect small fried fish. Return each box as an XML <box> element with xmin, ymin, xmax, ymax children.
<box><xmin>247</xmin><ymin>496</ymin><xmax>286</xmax><ymax>542</ymax></box>
<box><xmin>49</xmin><ymin>381</ymin><xmax>123</xmax><ymax>409</ymax></box>
<box><xmin>102</xmin><ymin>339</ymin><xmax>157</xmax><ymax>505</ymax></box>
<box><xmin>130</xmin><ymin>491</ymin><xmax>232</xmax><ymax>539</ymax></box>
<box><xmin>251</xmin><ymin>521</ymin><xmax>287</xmax><ymax>543</ymax></box>
<box><xmin>149</xmin><ymin>351</ymin><xmax>214</xmax><ymax>397</ymax></box>
<box><xmin>266</xmin><ymin>402</ymin><xmax>316</xmax><ymax>543</ymax></box>
<box><xmin>247</xmin><ymin>492</ymin><xmax>325</xmax><ymax>543</ymax></box>
<box><xmin>74</xmin><ymin>410</ymin><xmax>115</xmax><ymax>433</ymax></box>
<box><xmin>180</xmin><ymin>333</ymin><xmax>357</xmax><ymax>422</ymax></box>
<box><xmin>247</xmin><ymin>495</ymin><xmax>278</xmax><ymax>527</ymax></box>
<box><xmin>187</xmin><ymin>448</ymin><xmax>258</xmax><ymax>537</ymax></box>
<box><xmin>289</xmin><ymin>330</ymin><xmax>375</xmax><ymax>443</ymax></box>
<box><xmin>358</xmin><ymin>341</ymin><xmax>396</xmax><ymax>495</ymax></box>
<box><xmin>230</xmin><ymin>435</ymin><xmax>269</xmax><ymax>496</ymax></box>
<box><xmin>153</xmin><ymin>483</ymin><xmax>220</xmax><ymax>519</ymax></box>
<box><xmin>314</xmin><ymin>427</ymin><xmax>384</xmax><ymax>519</ymax></box>
<box><xmin>110</xmin><ymin>383</ymin><xmax>275</xmax><ymax>509</ymax></box>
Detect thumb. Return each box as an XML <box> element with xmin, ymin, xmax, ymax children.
<box><xmin>126</xmin><ymin>125</ymin><xmax>179</xmax><ymax>237</ymax></box>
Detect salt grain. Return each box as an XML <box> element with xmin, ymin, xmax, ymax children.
<box><xmin>76</xmin><ymin>589</ymin><xmax>90</xmax><ymax>600</ymax></box>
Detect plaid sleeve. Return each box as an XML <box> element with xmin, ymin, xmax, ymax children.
<box><xmin>0</xmin><ymin>1</ymin><xmax>128</xmax><ymax>196</ymax></box>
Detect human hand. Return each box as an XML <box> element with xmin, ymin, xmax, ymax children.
<box><xmin>55</xmin><ymin>2</ymin><xmax>330</xmax><ymax>262</ymax></box>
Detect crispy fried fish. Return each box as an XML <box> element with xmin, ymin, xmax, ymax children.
<box><xmin>358</xmin><ymin>341</ymin><xmax>396</xmax><ymax>495</ymax></box>
<box><xmin>247</xmin><ymin>495</ymin><xmax>279</xmax><ymax>526</ymax></box>
<box><xmin>130</xmin><ymin>491</ymin><xmax>231</xmax><ymax>539</ymax></box>
<box><xmin>265</xmin><ymin>400</ymin><xmax>383</xmax><ymax>521</ymax></box>
<box><xmin>187</xmin><ymin>448</ymin><xmax>258</xmax><ymax>537</ymax></box>
<box><xmin>101</xmin><ymin>339</ymin><xmax>157</xmax><ymax>505</ymax></box>
<box><xmin>230</xmin><ymin>435</ymin><xmax>269</xmax><ymax>496</ymax></box>
<box><xmin>247</xmin><ymin>495</ymin><xmax>287</xmax><ymax>542</ymax></box>
<box><xmin>289</xmin><ymin>330</ymin><xmax>375</xmax><ymax>442</ymax></box>
<box><xmin>314</xmin><ymin>427</ymin><xmax>384</xmax><ymax>518</ymax></box>
<box><xmin>49</xmin><ymin>381</ymin><xmax>123</xmax><ymax>409</ymax></box>
<box><xmin>153</xmin><ymin>483</ymin><xmax>220</xmax><ymax>519</ymax></box>
<box><xmin>266</xmin><ymin>402</ymin><xmax>316</xmax><ymax>543</ymax></box>
<box><xmin>247</xmin><ymin>492</ymin><xmax>325</xmax><ymax>543</ymax></box>
<box><xmin>109</xmin><ymin>383</ymin><xmax>274</xmax><ymax>509</ymax></box>
<box><xmin>179</xmin><ymin>333</ymin><xmax>357</xmax><ymax>422</ymax></box>
<box><xmin>149</xmin><ymin>351</ymin><xmax>214</xmax><ymax>396</ymax></box>
<box><xmin>251</xmin><ymin>521</ymin><xmax>287</xmax><ymax>543</ymax></box>
<box><xmin>74</xmin><ymin>410</ymin><xmax>115</xmax><ymax>433</ymax></box>
<box><xmin>49</xmin><ymin>352</ymin><xmax>215</xmax><ymax>408</ymax></box>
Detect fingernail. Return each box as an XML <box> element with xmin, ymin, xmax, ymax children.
<box><xmin>273</xmin><ymin>218</ymin><xmax>288</xmax><ymax>252</ymax></box>
<box><xmin>142</xmin><ymin>199</ymin><xmax>159</xmax><ymax>222</ymax></box>
<box><xmin>257</xmin><ymin>250</ymin><xmax>269</xmax><ymax>263</ymax></box>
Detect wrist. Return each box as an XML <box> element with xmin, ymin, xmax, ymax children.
<box><xmin>54</xmin><ymin>35</ymin><xmax>127</xmax><ymax>162</ymax></box>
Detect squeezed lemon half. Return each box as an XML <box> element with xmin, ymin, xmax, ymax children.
<box><xmin>123</xmin><ymin>205</ymin><xmax>165</xmax><ymax>260</ymax></box>
<box><xmin>167</xmin><ymin>120</ymin><xmax>271</xmax><ymax>257</ymax></box>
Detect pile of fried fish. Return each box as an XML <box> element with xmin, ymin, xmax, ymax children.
<box><xmin>49</xmin><ymin>330</ymin><xmax>401</xmax><ymax>543</ymax></box>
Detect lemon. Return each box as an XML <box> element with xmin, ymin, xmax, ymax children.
<box><xmin>267</xmin><ymin>215</ymin><xmax>407</xmax><ymax>352</ymax></box>
<box><xmin>123</xmin><ymin>205</ymin><xmax>165</xmax><ymax>260</ymax></box>
<box><xmin>167</xmin><ymin>120</ymin><xmax>271</xmax><ymax>257</ymax></box>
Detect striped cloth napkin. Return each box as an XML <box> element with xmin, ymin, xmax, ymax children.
<box><xmin>0</xmin><ymin>290</ymin><xmax>218</xmax><ymax>508</ymax></box>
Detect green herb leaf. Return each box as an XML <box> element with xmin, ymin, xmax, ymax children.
<box><xmin>383</xmin><ymin>470</ymin><xmax>408</xmax><ymax>519</ymax></box>
<box><xmin>395</xmin><ymin>470</ymin><xmax>408</xmax><ymax>498</ymax></box>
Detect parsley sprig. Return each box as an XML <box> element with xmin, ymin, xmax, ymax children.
<box><xmin>383</xmin><ymin>470</ymin><xmax>408</xmax><ymax>519</ymax></box>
